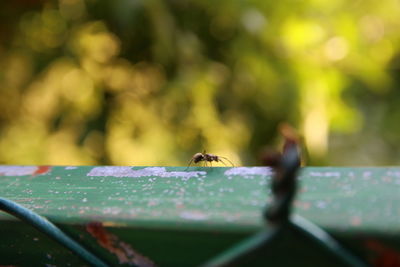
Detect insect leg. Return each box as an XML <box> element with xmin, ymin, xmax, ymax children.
<box><xmin>185</xmin><ymin>158</ymin><xmax>194</xmax><ymax>171</ymax></box>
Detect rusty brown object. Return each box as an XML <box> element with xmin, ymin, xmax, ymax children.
<box><xmin>86</xmin><ymin>222</ymin><xmax>156</xmax><ymax>267</ymax></box>
<box><xmin>365</xmin><ymin>239</ymin><xmax>400</xmax><ymax>267</ymax></box>
<box><xmin>279</xmin><ymin>123</ymin><xmax>300</xmax><ymax>154</ymax></box>
<box><xmin>260</xmin><ymin>123</ymin><xmax>301</xmax><ymax>167</ymax></box>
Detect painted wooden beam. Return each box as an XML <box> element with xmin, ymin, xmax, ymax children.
<box><xmin>0</xmin><ymin>166</ymin><xmax>399</xmax><ymax>266</ymax></box>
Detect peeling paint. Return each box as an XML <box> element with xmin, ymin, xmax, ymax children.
<box><xmin>86</xmin><ymin>222</ymin><xmax>155</xmax><ymax>267</ymax></box>
<box><xmin>309</xmin><ymin>171</ymin><xmax>340</xmax><ymax>177</ymax></box>
<box><xmin>180</xmin><ymin>210</ymin><xmax>209</xmax><ymax>221</ymax></box>
<box><xmin>102</xmin><ymin>207</ymin><xmax>122</xmax><ymax>215</ymax></box>
<box><xmin>386</xmin><ymin>170</ymin><xmax>400</xmax><ymax>178</ymax></box>
<box><xmin>33</xmin><ymin>166</ymin><xmax>51</xmax><ymax>176</ymax></box>
<box><xmin>224</xmin><ymin>167</ymin><xmax>272</xmax><ymax>177</ymax></box>
<box><xmin>65</xmin><ymin>166</ymin><xmax>77</xmax><ymax>170</ymax></box>
<box><xmin>0</xmin><ymin>166</ymin><xmax>42</xmax><ymax>176</ymax></box>
<box><xmin>87</xmin><ymin>166</ymin><xmax>206</xmax><ymax>179</ymax></box>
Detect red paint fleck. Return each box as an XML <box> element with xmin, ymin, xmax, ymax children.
<box><xmin>350</xmin><ymin>216</ymin><xmax>362</xmax><ymax>226</ymax></box>
<box><xmin>33</xmin><ymin>166</ymin><xmax>51</xmax><ymax>176</ymax></box>
<box><xmin>86</xmin><ymin>222</ymin><xmax>155</xmax><ymax>267</ymax></box>
<box><xmin>365</xmin><ymin>239</ymin><xmax>400</xmax><ymax>267</ymax></box>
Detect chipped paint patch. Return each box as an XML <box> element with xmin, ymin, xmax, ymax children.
<box><xmin>309</xmin><ymin>171</ymin><xmax>340</xmax><ymax>177</ymax></box>
<box><xmin>224</xmin><ymin>167</ymin><xmax>272</xmax><ymax>177</ymax></box>
<box><xmin>180</xmin><ymin>210</ymin><xmax>209</xmax><ymax>221</ymax></box>
<box><xmin>87</xmin><ymin>166</ymin><xmax>206</xmax><ymax>179</ymax></box>
<box><xmin>33</xmin><ymin>166</ymin><xmax>51</xmax><ymax>176</ymax></box>
<box><xmin>386</xmin><ymin>170</ymin><xmax>400</xmax><ymax>178</ymax></box>
<box><xmin>102</xmin><ymin>207</ymin><xmax>122</xmax><ymax>216</ymax></box>
<box><xmin>86</xmin><ymin>222</ymin><xmax>155</xmax><ymax>267</ymax></box>
<box><xmin>65</xmin><ymin>166</ymin><xmax>77</xmax><ymax>170</ymax></box>
<box><xmin>0</xmin><ymin>166</ymin><xmax>42</xmax><ymax>176</ymax></box>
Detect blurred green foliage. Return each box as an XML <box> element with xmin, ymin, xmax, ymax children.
<box><xmin>1</xmin><ymin>0</ymin><xmax>400</xmax><ymax>166</ymax></box>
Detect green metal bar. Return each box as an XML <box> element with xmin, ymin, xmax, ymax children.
<box><xmin>201</xmin><ymin>216</ymin><xmax>367</xmax><ymax>267</ymax></box>
<box><xmin>290</xmin><ymin>215</ymin><xmax>367</xmax><ymax>267</ymax></box>
<box><xmin>203</xmin><ymin>145</ymin><xmax>366</xmax><ymax>267</ymax></box>
<box><xmin>1</xmin><ymin>165</ymin><xmax>399</xmax><ymax>265</ymax></box>
<box><xmin>0</xmin><ymin>197</ymin><xmax>110</xmax><ymax>267</ymax></box>
<box><xmin>201</xmin><ymin>227</ymin><xmax>282</xmax><ymax>267</ymax></box>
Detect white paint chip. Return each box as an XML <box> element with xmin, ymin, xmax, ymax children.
<box><xmin>65</xmin><ymin>166</ymin><xmax>77</xmax><ymax>170</ymax></box>
<box><xmin>0</xmin><ymin>166</ymin><xmax>38</xmax><ymax>176</ymax></box>
<box><xmin>87</xmin><ymin>166</ymin><xmax>206</xmax><ymax>179</ymax></box>
<box><xmin>180</xmin><ymin>211</ymin><xmax>209</xmax><ymax>221</ymax></box>
<box><xmin>309</xmin><ymin>171</ymin><xmax>341</xmax><ymax>177</ymax></box>
<box><xmin>224</xmin><ymin>167</ymin><xmax>272</xmax><ymax>177</ymax></box>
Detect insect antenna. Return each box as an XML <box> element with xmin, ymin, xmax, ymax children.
<box><xmin>218</xmin><ymin>159</ymin><xmax>227</xmax><ymax>166</ymax></box>
<box><xmin>219</xmin><ymin>156</ymin><xmax>234</xmax><ymax>167</ymax></box>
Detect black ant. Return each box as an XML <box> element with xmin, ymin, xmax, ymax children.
<box><xmin>185</xmin><ymin>150</ymin><xmax>234</xmax><ymax>170</ymax></box>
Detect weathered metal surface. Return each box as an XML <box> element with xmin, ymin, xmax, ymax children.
<box><xmin>1</xmin><ymin>166</ymin><xmax>400</xmax><ymax>266</ymax></box>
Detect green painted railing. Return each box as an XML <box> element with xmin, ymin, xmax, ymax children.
<box><xmin>1</xmin><ymin>164</ymin><xmax>400</xmax><ymax>266</ymax></box>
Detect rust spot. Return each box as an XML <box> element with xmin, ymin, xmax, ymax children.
<box><xmin>365</xmin><ymin>239</ymin><xmax>400</xmax><ymax>267</ymax></box>
<box><xmin>33</xmin><ymin>166</ymin><xmax>51</xmax><ymax>176</ymax></box>
<box><xmin>86</xmin><ymin>222</ymin><xmax>155</xmax><ymax>267</ymax></box>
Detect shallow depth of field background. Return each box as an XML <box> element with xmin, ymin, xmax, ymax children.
<box><xmin>0</xmin><ymin>0</ymin><xmax>400</xmax><ymax>166</ymax></box>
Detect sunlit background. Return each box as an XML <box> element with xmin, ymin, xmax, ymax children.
<box><xmin>1</xmin><ymin>0</ymin><xmax>400</xmax><ymax>166</ymax></box>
